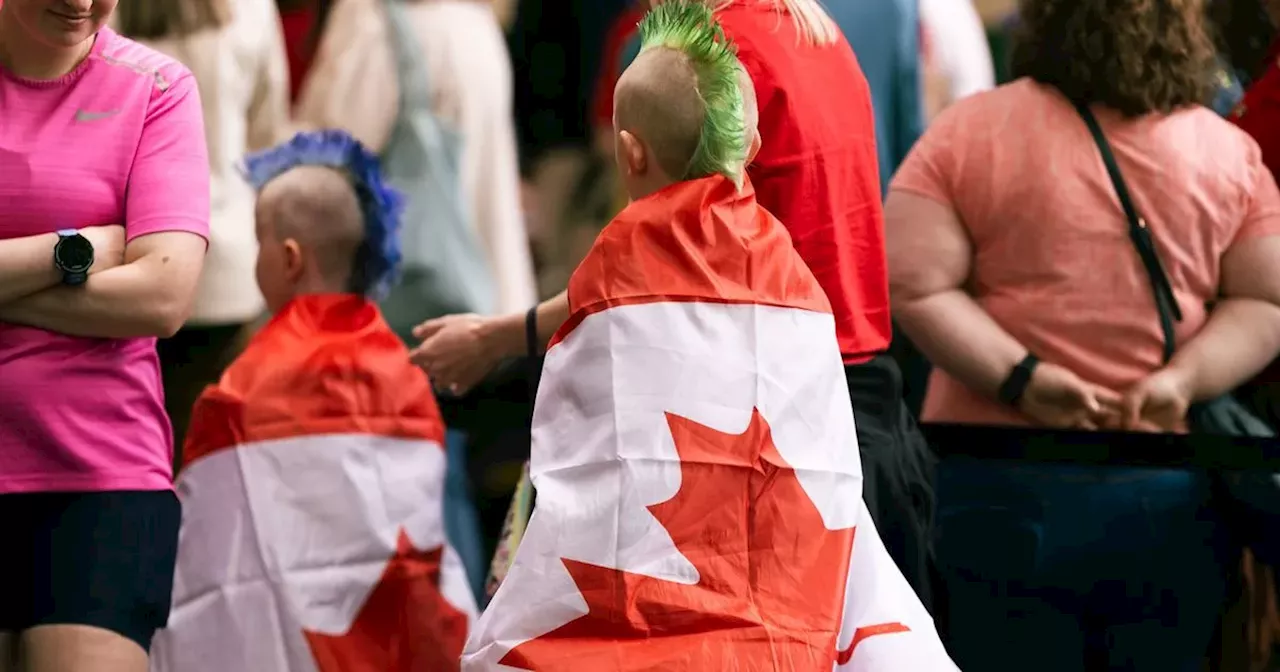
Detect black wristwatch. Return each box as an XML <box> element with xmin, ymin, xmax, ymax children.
<box><xmin>53</xmin><ymin>229</ymin><xmax>94</xmax><ymax>286</ymax></box>
<box><xmin>997</xmin><ymin>353</ymin><xmax>1040</xmax><ymax>407</ymax></box>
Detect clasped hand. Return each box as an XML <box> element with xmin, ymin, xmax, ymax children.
<box><xmin>1018</xmin><ymin>362</ymin><xmax>1192</xmax><ymax>433</ymax></box>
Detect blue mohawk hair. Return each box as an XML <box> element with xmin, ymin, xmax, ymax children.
<box><xmin>243</xmin><ymin>130</ymin><xmax>404</xmax><ymax>300</ymax></box>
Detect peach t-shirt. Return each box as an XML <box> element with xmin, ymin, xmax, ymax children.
<box><xmin>891</xmin><ymin>78</ymin><xmax>1280</xmax><ymax>426</ymax></box>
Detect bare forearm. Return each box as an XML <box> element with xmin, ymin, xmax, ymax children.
<box><xmin>1167</xmin><ymin>298</ymin><xmax>1280</xmax><ymax>401</ymax></box>
<box><xmin>0</xmin><ymin>263</ymin><xmax>188</xmax><ymax>339</ymax></box>
<box><xmin>0</xmin><ymin>233</ymin><xmax>60</xmax><ymax>304</ymax></box>
<box><xmin>480</xmin><ymin>290</ymin><xmax>571</xmax><ymax>358</ymax></box>
<box><xmin>895</xmin><ymin>289</ymin><xmax>1029</xmax><ymax>397</ymax></box>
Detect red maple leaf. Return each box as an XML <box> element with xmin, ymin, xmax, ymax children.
<box><xmin>500</xmin><ymin>408</ymin><xmax>891</xmax><ymax>670</ymax></box>
<box><xmin>304</xmin><ymin>528</ymin><xmax>469</xmax><ymax>672</ymax></box>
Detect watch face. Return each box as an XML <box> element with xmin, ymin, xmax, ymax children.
<box><xmin>56</xmin><ymin>235</ymin><xmax>94</xmax><ymax>273</ymax></box>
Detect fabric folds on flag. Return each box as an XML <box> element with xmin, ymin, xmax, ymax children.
<box><xmin>463</xmin><ymin>176</ymin><xmax>956</xmax><ymax>671</ymax></box>
<box><xmin>151</xmin><ymin>294</ymin><xmax>477</xmax><ymax>672</ymax></box>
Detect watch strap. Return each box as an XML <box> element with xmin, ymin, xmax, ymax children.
<box><xmin>997</xmin><ymin>353</ymin><xmax>1040</xmax><ymax>407</ymax></box>
<box><xmin>54</xmin><ymin>229</ymin><xmax>89</xmax><ymax>286</ymax></box>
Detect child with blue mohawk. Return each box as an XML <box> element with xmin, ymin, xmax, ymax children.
<box><xmin>244</xmin><ymin>130</ymin><xmax>403</xmax><ymax>310</ymax></box>
<box><xmin>159</xmin><ymin>130</ymin><xmax>476</xmax><ymax>672</ymax></box>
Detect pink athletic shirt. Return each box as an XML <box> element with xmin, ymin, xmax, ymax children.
<box><xmin>0</xmin><ymin>27</ymin><xmax>210</xmax><ymax>493</ymax></box>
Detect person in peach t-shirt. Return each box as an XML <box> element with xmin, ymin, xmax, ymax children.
<box><xmin>0</xmin><ymin>0</ymin><xmax>209</xmax><ymax>669</ymax></box>
<box><xmin>884</xmin><ymin>0</ymin><xmax>1280</xmax><ymax>668</ymax></box>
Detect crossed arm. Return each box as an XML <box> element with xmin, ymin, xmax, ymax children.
<box><xmin>0</xmin><ymin>232</ymin><xmax>67</xmax><ymax>305</ymax></box>
<box><xmin>0</xmin><ymin>230</ymin><xmax>207</xmax><ymax>339</ymax></box>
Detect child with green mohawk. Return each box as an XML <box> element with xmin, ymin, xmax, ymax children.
<box><xmin>463</xmin><ymin>2</ymin><xmax>948</xmax><ymax>670</ymax></box>
<box><xmin>612</xmin><ymin>0</ymin><xmax>762</xmax><ymax>198</ymax></box>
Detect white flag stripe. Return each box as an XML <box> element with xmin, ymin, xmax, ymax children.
<box><xmin>836</xmin><ymin>502</ymin><xmax>957</xmax><ymax>670</ymax></box>
<box><xmin>466</xmin><ymin>301</ymin><xmax>951</xmax><ymax>669</ymax></box>
<box><xmin>153</xmin><ymin>433</ymin><xmax>476</xmax><ymax>672</ymax></box>
<box><xmin>534</xmin><ymin>302</ymin><xmax>862</xmax><ymax>523</ymax></box>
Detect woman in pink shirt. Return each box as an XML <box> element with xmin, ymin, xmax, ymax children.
<box><xmin>885</xmin><ymin>0</ymin><xmax>1280</xmax><ymax>668</ymax></box>
<box><xmin>0</xmin><ymin>0</ymin><xmax>209</xmax><ymax>669</ymax></box>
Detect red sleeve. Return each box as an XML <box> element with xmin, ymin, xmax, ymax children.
<box><xmin>1232</xmin><ymin>47</ymin><xmax>1280</xmax><ymax>384</ymax></box>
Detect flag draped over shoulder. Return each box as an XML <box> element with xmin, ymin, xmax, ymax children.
<box><xmin>151</xmin><ymin>295</ymin><xmax>477</xmax><ymax>672</ymax></box>
<box><xmin>463</xmin><ymin>176</ymin><xmax>956</xmax><ymax>671</ymax></box>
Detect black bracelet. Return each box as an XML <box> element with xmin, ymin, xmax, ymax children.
<box><xmin>997</xmin><ymin>353</ymin><xmax>1040</xmax><ymax>407</ymax></box>
<box><xmin>525</xmin><ymin>307</ymin><xmax>541</xmax><ymax>408</ymax></box>
<box><xmin>525</xmin><ymin>306</ymin><xmax>539</xmax><ymax>358</ymax></box>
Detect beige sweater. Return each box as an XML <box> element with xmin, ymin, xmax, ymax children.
<box><xmin>295</xmin><ymin>0</ymin><xmax>537</xmax><ymax>314</ymax></box>
<box><xmin>136</xmin><ymin>0</ymin><xmax>292</xmax><ymax>325</ymax></box>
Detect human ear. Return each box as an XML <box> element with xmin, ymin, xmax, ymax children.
<box><xmin>746</xmin><ymin>130</ymin><xmax>762</xmax><ymax>165</ymax></box>
<box><xmin>283</xmin><ymin>239</ymin><xmax>305</xmax><ymax>283</ymax></box>
<box><xmin>619</xmin><ymin>130</ymin><xmax>648</xmax><ymax>177</ymax></box>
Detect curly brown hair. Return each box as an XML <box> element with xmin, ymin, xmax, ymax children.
<box><xmin>1010</xmin><ymin>0</ymin><xmax>1218</xmax><ymax>117</ymax></box>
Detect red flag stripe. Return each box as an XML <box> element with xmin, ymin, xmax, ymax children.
<box><xmin>551</xmin><ymin>176</ymin><xmax>832</xmax><ymax>349</ymax></box>
<box><xmin>182</xmin><ymin>296</ymin><xmax>446</xmax><ymax>469</ymax></box>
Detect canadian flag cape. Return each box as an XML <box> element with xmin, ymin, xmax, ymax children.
<box><xmin>151</xmin><ymin>295</ymin><xmax>477</xmax><ymax>672</ymax></box>
<box><xmin>464</xmin><ymin>176</ymin><xmax>957</xmax><ymax>670</ymax></box>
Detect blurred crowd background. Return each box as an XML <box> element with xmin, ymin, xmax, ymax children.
<box><xmin>124</xmin><ymin>0</ymin><xmax>1280</xmax><ymax>669</ymax></box>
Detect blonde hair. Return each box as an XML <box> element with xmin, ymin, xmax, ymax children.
<box><xmin>707</xmin><ymin>0</ymin><xmax>838</xmax><ymax>46</ymax></box>
<box><xmin>114</xmin><ymin>0</ymin><xmax>232</xmax><ymax>40</ymax></box>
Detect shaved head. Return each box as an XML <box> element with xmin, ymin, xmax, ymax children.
<box><xmin>256</xmin><ymin>165</ymin><xmax>365</xmax><ymax>287</ymax></box>
<box><xmin>616</xmin><ymin>0</ymin><xmax>760</xmax><ymax>192</ymax></box>
<box><xmin>615</xmin><ymin>48</ymin><xmax>758</xmax><ymax>182</ymax></box>
<box><xmin>615</xmin><ymin>47</ymin><xmax>704</xmax><ymax>181</ymax></box>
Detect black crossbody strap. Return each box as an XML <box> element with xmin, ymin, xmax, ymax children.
<box><xmin>1072</xmin><ymin>102</ymin><xmax>1183</xmax><ymax>364</ymax></box>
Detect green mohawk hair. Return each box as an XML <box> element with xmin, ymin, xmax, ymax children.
<box><xmin>638</xmin><ymin>0</ymin><xmax>750</xmax><ymax>188</ymax></box>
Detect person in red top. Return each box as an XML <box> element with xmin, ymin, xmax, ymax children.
<box><xmin>276</xmin><ymin>0</ymin><xmax>332</xmax><ymax>103</ymax></box>
<box><xmin>1232</xmin><ymin>5</ymin><xmax>1280</xmax><ymax>390</ymax></box>
<box><xmin>410</xmin><ymin>0</ymin><xmax>938</xmax><ymax>611</ymax></box>
<box><xmin>591</xmin><ymin>3</ymin><xmax>644</xmax><ymax>150</ymax></box>
<box><xmin>1233</xmin><ymin>44</ymin><xmax>1280</xmax><ymax>178</ymax></box>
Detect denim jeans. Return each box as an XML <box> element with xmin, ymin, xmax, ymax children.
<box><xmin>935</xmin><ymin>459</ymin><xmax>1230</xmax><ymax>671</ymax></box>
<box><xmin>444</xmin><ymin>430</ymin><xmax>486</xmax><ymax>603</ymax></box>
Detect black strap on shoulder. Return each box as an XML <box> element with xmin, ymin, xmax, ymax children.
<box><xmin>1072</xmin><ymin>101</ymin><xmax>1183</xmax><ymax>364</ymax></box>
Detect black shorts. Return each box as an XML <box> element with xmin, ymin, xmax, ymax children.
<box><xmin>0</xmin><ymin>490</ymin><xmax>180</xmax><ymax>652</ymax></box>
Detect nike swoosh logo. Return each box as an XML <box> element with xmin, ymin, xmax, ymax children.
<box><xmin>75</xmin><ymin>109</ymin><xmax>121</xmax><ymax>122</ymax></box>
<box><xmin>836</xmin><ymin>622</ymin><xmax>912</xmax><ymax>664</ymax></box>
